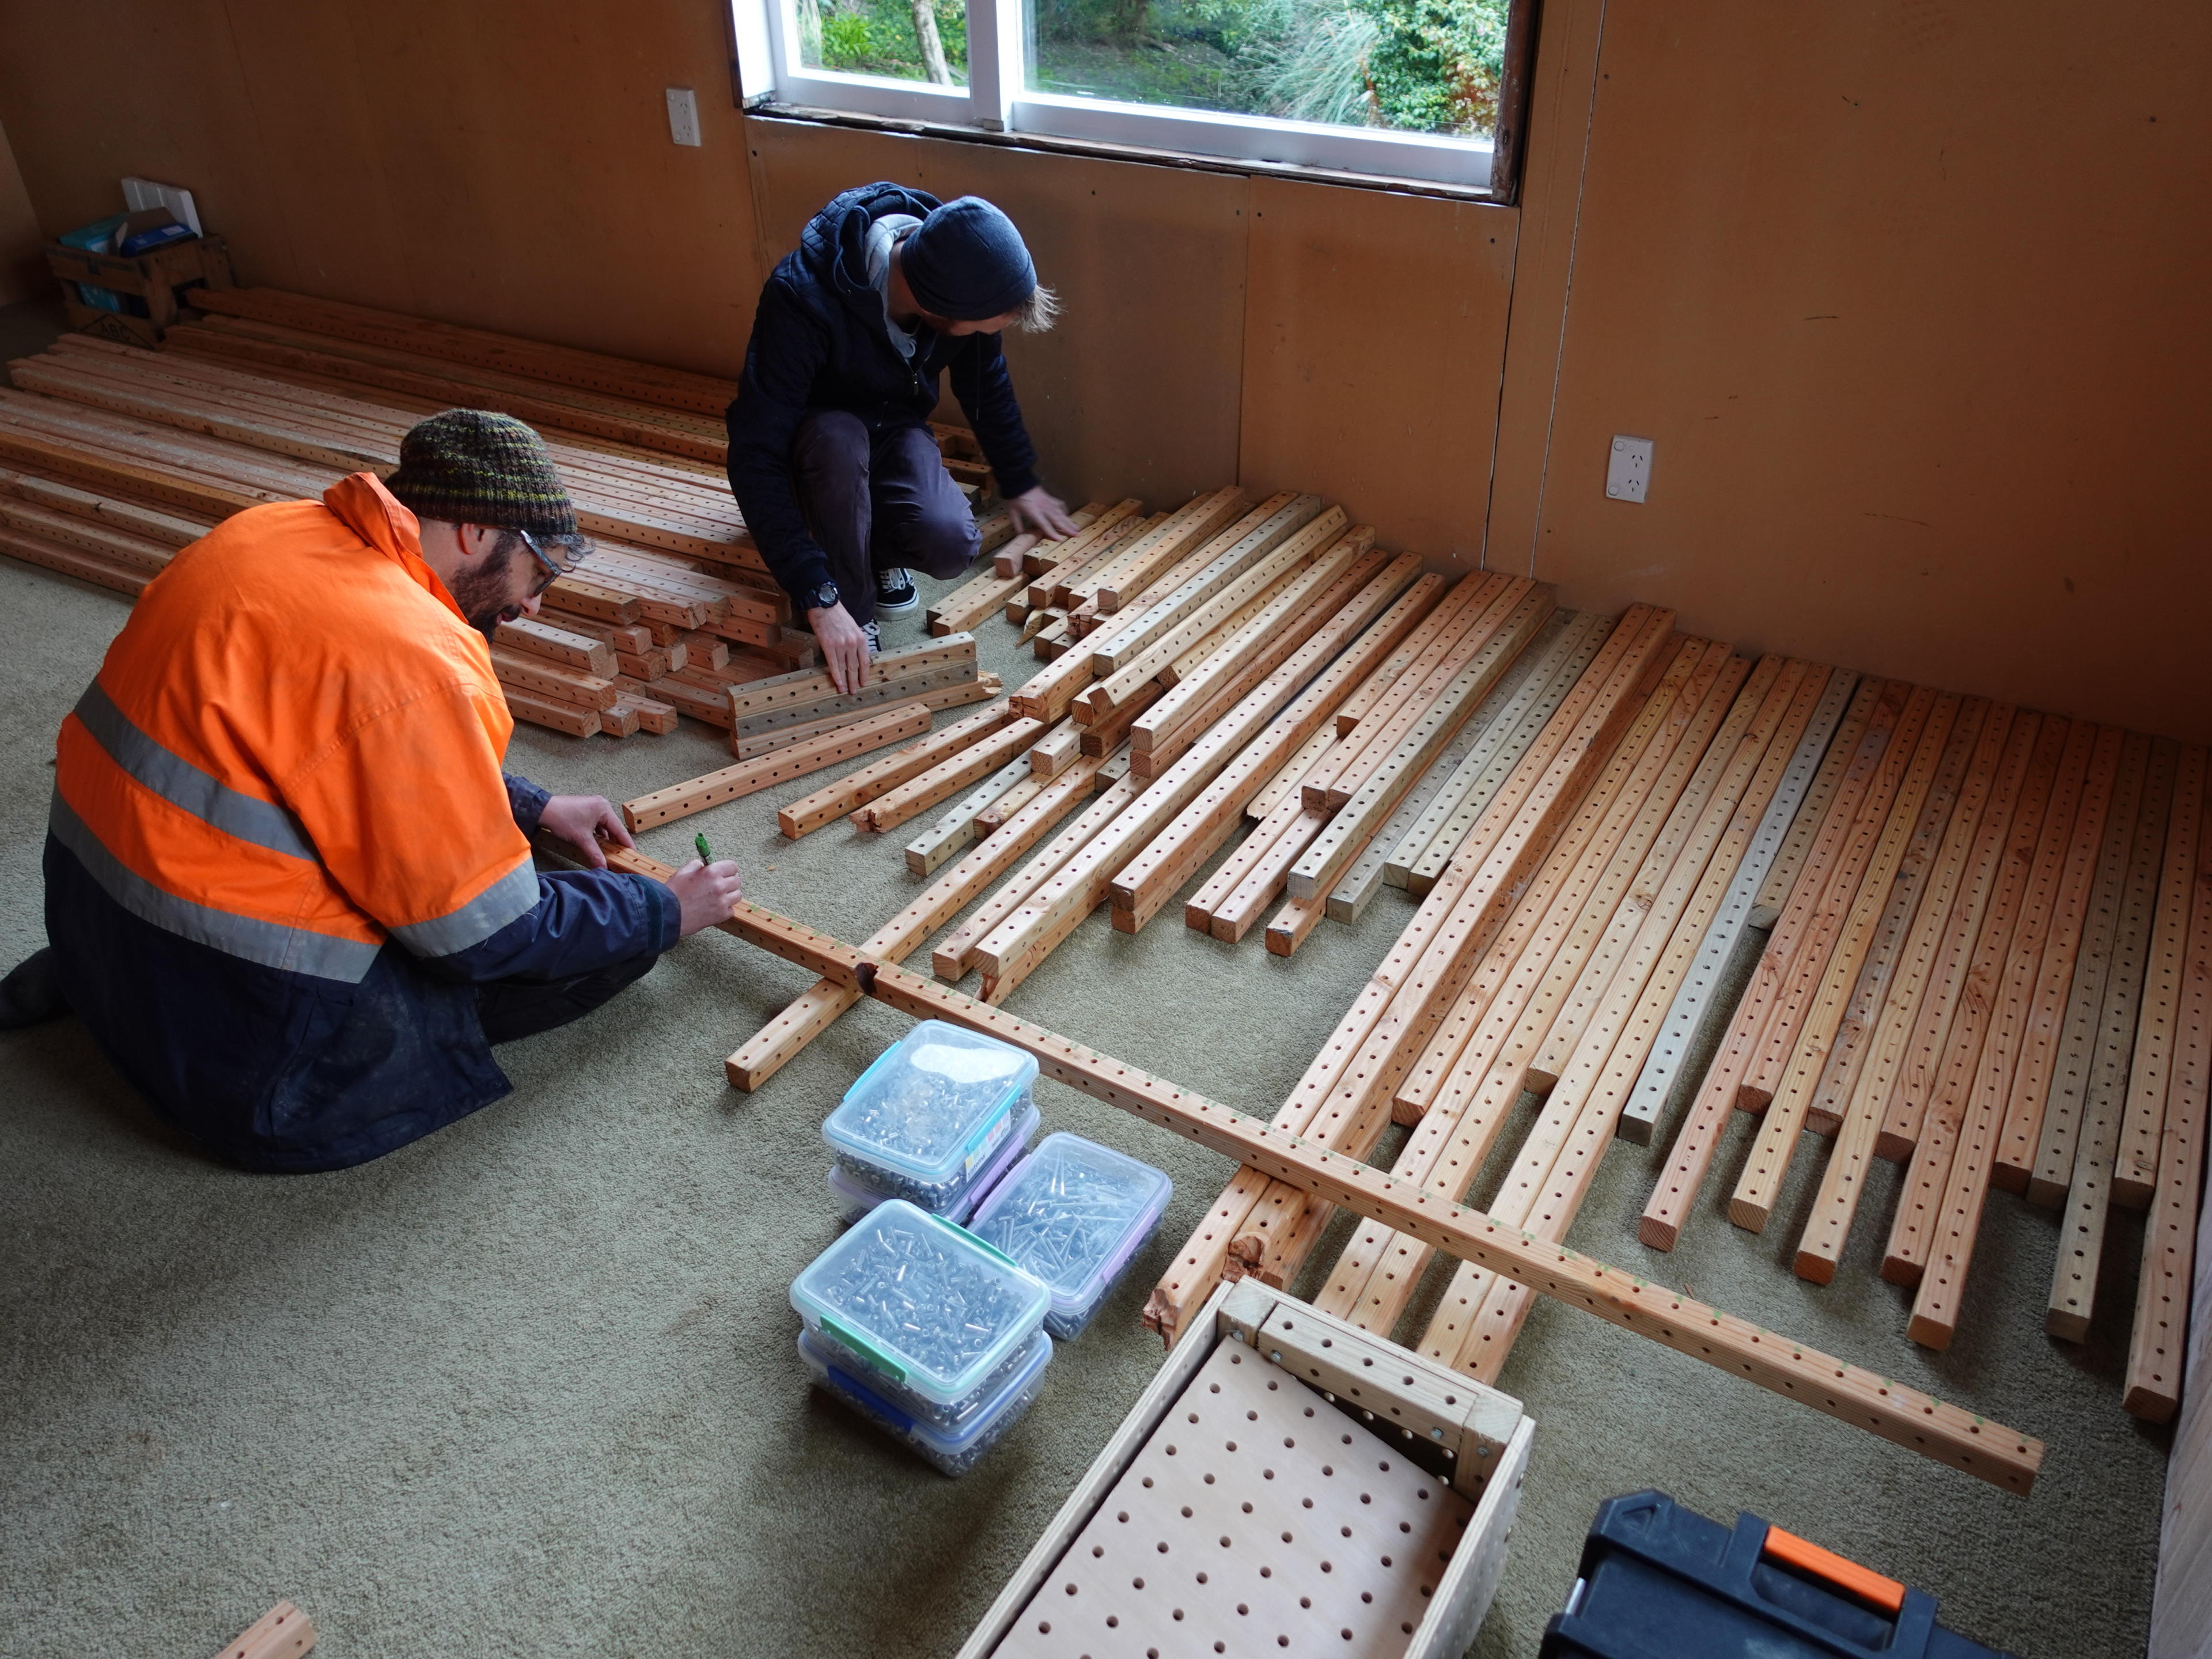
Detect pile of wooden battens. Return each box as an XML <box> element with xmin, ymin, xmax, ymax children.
<box><xmin>0</xmin><ymin>305</ymin><xmax>1005</xmax><ymax>740</ymax></box>
<box><xmin>1621</xmin><ymin>685</ymin><xmax>2209</xmax><ymax>1421</ymax></box>
<box><xmin>692</xmin><ymin>501</ymin><xmax>1587</xmax><ymax>1092</ymax></box>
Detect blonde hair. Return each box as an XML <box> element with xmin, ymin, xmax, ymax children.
<box><xmin>1012</xmin><ymin>283</ymin><xmax>1060</xmax><ymax>333</ymax></box>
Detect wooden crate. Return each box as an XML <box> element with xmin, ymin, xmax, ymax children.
<box><xmin>956</xmin><ymin>1278</ymin><xmax>1532</xmax><ymax>1659</ymax></box>
<box><xmin>47</xmin><ymin>233</ymin><xmax>235</xmax><ymax>346</ymax></box>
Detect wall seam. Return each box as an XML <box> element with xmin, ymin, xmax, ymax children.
<box><xmin>1524</xmin><ymin>0</ymin><xmax>1607</xmax><ymax>577</ymax></box>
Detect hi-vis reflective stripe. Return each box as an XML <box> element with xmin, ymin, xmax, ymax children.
<box><xmin>387</xmin><ymin>858</ymin><xmax>539</xmax><ymax>959</ymax></box>
<box><xmin>49</xmin><ymin>791</ymin><xmax>382</xmax><ymax>983</ymax></box>
<box><xmin>73</xmin><ymin>682</ymin><xmax>316</xmax><ymax>862</ymax></box>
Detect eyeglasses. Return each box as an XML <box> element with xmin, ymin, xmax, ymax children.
<box><xmin>513</xmin><ymin>527</ymin><xmax>579</xmax><ymax>597</ymax></box>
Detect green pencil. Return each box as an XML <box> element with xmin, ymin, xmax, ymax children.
<box><xmin>695</xmin><ymin>832</ymin><xmax>713</xmax><ymax>863</ymax></box>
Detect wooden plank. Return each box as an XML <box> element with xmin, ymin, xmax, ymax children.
<box><xmin>774</xmin><ymin>699</ymin><xmax>1018</xmax><ymax>838</ymax></box>
<box><xmin>2028</xmin><ymin>732</ymin><xmax>2157</xmax><ymax>1206</ymax></box>
<box><xmin>1108</xmin><ymin>564</ymin><xmax>1440</xmax><ymax>931</ymax></box>
<box><xmin>610</xmin><ymin>694</ymin><xmax>678</xmax><ymax>735</ymax></box>
<box><xmin>1725</xmin><ymin>692</ymin><xmax>1966</xmax><ymax>1230</ymax></box>
<box><xmin>903</xmin><ymin>754</ymin><xmax>1037</xmax><ymax>877</ymax></box>
<box><xmin>933</xmin><ymin>776</ymin><xmax>1142</xmax><ymax>982</ymax></box>
<box><xmin>1312</xmin><ymin>645</ymin><xmax>1753</xmax><ymax>1330</ymax></box>
<box><xmin>1419</xmin><ymin>661</ymin><xmax>1824</xmax><ymax>1374</ymax></box>
<box><xmin>725</xmin><ymin>765</ymin><xmax>1104</xmax><ymax>1090</ymax></box>
<box><xmin>730</xmin><ymin>660</ymin><xmax>977</xmax><ymax>741</ymax></box>
<box><xmin>211</xmin><ymin>1600</ymin><xmax>317</xmax><ymax>1659</ymax></box>
<box><xmin>489</xmin><ymin>646</ymin><xmax>619</xmax><ymax>711</ymax></box>
<box><xmin>1156</xmin><ymin>609</ymin><xmax>1683</xmax><ymax>1330</ymax></box>
<box><xmin>503</xmin><ymin>688</ymin><xmax>597</xmax><ymax>737</ymax></box>
<box><xmin>618</xmin><ymin>704</ymin><xmax>931</xmax><ymax>830</ymax></box>
<box><xmin>0</xmin><ymin>523</ymin><xmax>152</xmax><ymax>597</ymax></box>
<box><xmin>1186</xmin><ymin>792</ymin><xmax>1307</xmax><ymax>933</ymax></box>
<box><xmin>852</xmin><ymin>717</ymin><xmax>1046</xmax><ymax>836</ymax></box>
<box><xmin>1132</xmin><ymin>530</ymin><xmax>1375</xmax><ymax>751</ymax></box>
<box><xmin>1327</xmin><ymin>573</ymin><xmax>1503</xmax><ymax>741</ymax></box>
<box><xmin>1865</xmin><ymin>711</ymin><xmax>2054</xmax><ymax>1211</ymax></box>
<box><xmin>1209</xmin><ymin>810</ymin><xmax>1325</xmax><ymax>942</ymax></box>
<box><xmin>1748</xmin><ymin>668</ymin><xmax>1876</xmax><ymax>928</ymax></box>
<box><xmin>1287</xmin><ymin>588</ymin><xmax>1554</xmax><ymax>902</ymax></box>
<box><xmin>0</xmin><ymin>493</ymin><xmax>178</xmax><ymax>573</ymax></box>
<box><xmin>1084</xmin><ymin>495</ymin><xmax>1323</xmax><ymax>672</ymax></box>
<box><xmin>1127</xmin><ymin>549</ymin><xmax>1393</xmax><ymax>781</ymax></box>
<box><xmin>1991</xmin><ymin>726</ymin><xmax>2127</xmax><ymax>1191</ymax></box>
<box><xmin>1384</xmin><ymin>611</ymin><xmax>1607</xmax><ymax>890</ymax></box>
<box><xmin>1084</xmin><ymin>487</ymin><xmax>1256</xmax><ymax>612</ymax></box>
<box><xmin>2116</xmin><ymin>747</ymin><xmax>2208</xmax><ymax>1209</ymax></box>
<box><xmin>724</xmin><ymin>635</ymin><xmax>975</xmax><ymax>721</ymax></box>
<box><xmin>0</xmin><ymin>462</ymin><xmax>213</xmax><ymax>547</ymax></box>
<box><xmin>1903</xmin><ymin>720</ymin><xmax>2097</xmax><ymax>1340</ymax></box>
<box><xmin>495</xmin><ymin>618</ymin><xmax>616</xmax><ymax>675</ymax></box>
<box><xmin>1325</xmin><ymin>698</ymin><xmax>1509</xmax><ymax>926</ymax></box>
<box><xmin>0</xmin><ymin>425</ymin><xmax>265</xmax><ymax>520</ymax></box>
<box><xmin>2125</xmin><ymin>791</ymin><xmax>2212</xmax><ymax>1421</ymax></box>
<box><xmin>2049</xmin><ymin>738</ymin><xmax>2182</xmax><ymax>1341</ymax></box>
<box><xmin>1634</xmin><ymin>677</ymin><xmax>1905</xmax><ymax>1250</ymax></box>
<box><xmin>1788</xmin><ymin>704</ymin><xmax>2023</xmax><ymax>1282</ymax></box>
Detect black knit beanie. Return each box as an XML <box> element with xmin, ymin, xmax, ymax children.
<box><xmin>382</xmin><ymin>410</ymin><xmax>579</xmax><ymax>537</ymax></box>
<box><xmin>899</xmin><ymin>197</ymin><xmax>1036</xmax><ymax>323</ymax></box>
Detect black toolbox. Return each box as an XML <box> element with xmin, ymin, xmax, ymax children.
<box><xmin>1540</xmin><ymin>1490</ymin><xmax>2018</xmax><ymax>1658</ymax></box>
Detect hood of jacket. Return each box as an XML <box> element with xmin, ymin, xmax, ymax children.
<box><xmin>796</xmin><ymin>181</ymin><xmax>946</xmax><ymax>321</ymax></box>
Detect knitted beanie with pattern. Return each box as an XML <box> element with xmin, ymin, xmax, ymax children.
<box><xmin>382</xmin><ymin>410</ymin><xmax>579</xmax><ymax>537</ymax></box>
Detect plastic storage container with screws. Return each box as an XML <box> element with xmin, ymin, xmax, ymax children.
<box><xmin>797</xmin><ymin>1327</ymin><xmax>1050</xmax><ymax>1476</ymax></box>
<box><xmin>965</xmin><ymin>1132</ymin><xmax>1173</xmax><ymax>1338</ymax></box>
<box><xmin>791</xmin><ymin>1198</ymin><xmax>1052</xmax><ymax>1441</ymax></box>
<box><xmin>821</xmin><ymin>1020</ymin><xmax>1040</xmax><ymax>1214</ymax></box>
<box><xmin>825</xmin><ymin>1102</ymin><xmax>1040</xmax><ymax>1225</ymax></box>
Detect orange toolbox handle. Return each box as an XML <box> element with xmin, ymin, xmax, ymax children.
<box><xmin>1762</xmin><ymin>1524</ymin><xmax>1907</xmax><ymax>1614</ymax></box>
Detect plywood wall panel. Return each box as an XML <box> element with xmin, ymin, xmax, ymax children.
<box><xmin>746</xmin><ymin>119</ymin><xmax>1250</xmax><ymax>514</ymax></box>
<box><xmin>1237</xmin><ymin>176</ymin><xmax>1515</xmax><ymax>562</ymax></box>
<box><xmin>0</xmin><ymin>0</ymin><xmax>762</xmax><ymax>376</ymax></box>
<box><xmin>1514</xmin><ymin>1</ymin><xmax>2212</xmax><ymax>742</ymax></box>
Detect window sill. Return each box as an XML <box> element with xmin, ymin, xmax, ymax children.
<box><xmin>743</xmin><ymin>103</ymin><xmax>1509</xmax><ymax>205</ymax></box>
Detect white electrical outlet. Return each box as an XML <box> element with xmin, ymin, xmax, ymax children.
<box><xmin>1606</xmin><ymin>435</ymin><xmax>1654</xmax><ymax>504</ymax></box>
<box><xmin>665</xmin><ymin>88</ymin><xmax>702</xmax><ymax>146</ymax></box>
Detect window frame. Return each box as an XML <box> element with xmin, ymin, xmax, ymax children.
<box><xmin>726</xmin><ymin>0</ymin><xmax>1537</xmax><ymax>198</ymax></box>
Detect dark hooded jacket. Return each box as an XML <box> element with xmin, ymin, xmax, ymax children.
<box><xmin>725</xmin><ymin>183</ymin><xmax>1042</xmax><ymax>611</ymax></box>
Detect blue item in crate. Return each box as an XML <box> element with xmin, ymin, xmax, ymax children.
<box><xmin>59</xmin><ymin>214</ymin><xmax>128</xmax><ymax>253</ymax></box>
<box><xmin>823</xmin><ymin>1020</ymin><xmax>1039</xmax><ymax>1211</ymax></box>
<box><xmin>797</xmin><ymin>1325</ymin><xmax>1048</xmax><ymax>1476</ymax></box>
<box><xmin>965</xmin><ymin>1132</ymin><xmax>1172</xmax><ymax>1338</ymax></box>
<box><xmin>790</xmin><ymin>1198</ymin><xmax>1051</xmax><ymax>1434</ymax></box>
<box><xmin>1540</xmin><ymin>1490</ymin><xmax>2016</xmax><ymax>1658</ymax></box>
<box><xmin>825</xmin><ymin>1101</ymin><xmax>1039</xmax><ymax>1224</ymax></box>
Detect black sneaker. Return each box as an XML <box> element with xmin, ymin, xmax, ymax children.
<box><xmin>873</xmin><ymin>567</ymin><xmax>920</xmax><ymax>614</ymax></box>
<box><xmin>862</xmin><ymin>619</ymin><xmax>882</xmax><ymax>656</ymax></box>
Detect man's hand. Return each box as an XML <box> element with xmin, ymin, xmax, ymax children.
<box><xmin>539</xmin><ymin>794</ymin><xmax>631</xmax><ymax>869</ymax></box>
<box><xmin>1007</xmin><ymin>486</ymin><xmax>1080</xmax><ymax>542</ymax></box>
<box><xmin>808</xmin><ymin>601</ymin><xmax>873</xmax><ymax>695</ymax></box>
<box><xmin>667</xmin><ymin>857</ymin><xmax>745</xmax><ymax>938</ymax></box>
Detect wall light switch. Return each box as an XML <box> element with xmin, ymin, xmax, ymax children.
<box><xmin>1606</xmin><ymin>435</ymin><xmax>1654</xmax><ymax>503</ymax></box>
<box><xmin>666</xmin><ymin>88</ymin><xmax>702</xmax><ymax>146</ymax></box>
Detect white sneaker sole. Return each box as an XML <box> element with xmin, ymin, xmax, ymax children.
<box><xmin>873</xmin><ymin>590</ymin><xmax>922</xmax><ymax>615</ymax></box>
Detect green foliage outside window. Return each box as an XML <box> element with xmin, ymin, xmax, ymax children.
<box><xmin>800</xmin><ymin>0</ymin><xmax>1508</xmax><ymax>138</ymax></box>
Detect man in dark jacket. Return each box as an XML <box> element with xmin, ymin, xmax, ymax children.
<box><xmin>726</xmin><ymin>183</ymin><xmax>1079</xmax><ymax>692</ymax></box>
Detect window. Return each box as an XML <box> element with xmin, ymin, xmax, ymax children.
<box><xmin>729</xmin><ymin>0</ymin><xmax>1533</xmax><ymax>193</ymax></box>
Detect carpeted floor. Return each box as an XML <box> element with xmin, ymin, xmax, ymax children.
<box><xmin>0</xmin><ymin>331</ymin><xmax>2173</xmax><ymax>1658</ymax></box>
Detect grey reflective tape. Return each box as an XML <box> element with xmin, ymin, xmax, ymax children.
<box><xmin>48</xmin><ymin>791</ymin><xmax>380</xmax><ymax>983</ymax></box>
<box><xmin>387</xmin><ymin>857</ymin><xmax>540</xmax><ymax>959</ymax></box>
<box><xmin>73</xmin><ymin>682</ymin><xmax>316</xmax><ymax>862</ymax></box>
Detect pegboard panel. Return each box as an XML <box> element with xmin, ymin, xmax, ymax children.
<box><xmin>994</xmin><ymin>1342</ymin><xmax>1473</xmax><ymax>1658</ymax></box>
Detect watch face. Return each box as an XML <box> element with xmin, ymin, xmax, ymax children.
<box><xmin>810</xmin><ymin>583</ymin><xmax>839</xmax><ymax>611</ymax></box>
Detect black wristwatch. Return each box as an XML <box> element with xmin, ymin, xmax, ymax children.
<box><xmin>806</xmin><ymin>580</ymin><xmax>840</xmax><ymax>613</ymax></box>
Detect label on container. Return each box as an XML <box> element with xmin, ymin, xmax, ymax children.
<box><xmin>960</xmin><ymin>1099</ymin><xmax>1014</xmax><ymax>1177</ymax></box>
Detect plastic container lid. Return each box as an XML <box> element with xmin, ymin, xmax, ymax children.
<box><xmin>827</xmin><ymin>1103</ymin><xmax>1039</xmax><ymax>1223</ymax></box>
<box><xmin>797</xmin><ymin>1327</ymin><xmax>1051</xmax><ymax>1477</ymax></box>
<box><xmin>967</xmin><ymin>1134</ymin><xmax>1173</xmax><ymax>1334</ymax></box>
<box><xmin>823</xmin><ymin>1020</ymin><xmax>1040</xmax><ymax>1199</ymax></box>
<box><xmin>790</xmin><ymin>1199</ymin><xmax>1051</xmax><ymax>1410</ymax></box>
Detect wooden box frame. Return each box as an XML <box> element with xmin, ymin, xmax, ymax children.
<box><xmin>956</xmin><ymin>1279</ymin><xmax>1534</xmax><ymax>1659</ymax></box>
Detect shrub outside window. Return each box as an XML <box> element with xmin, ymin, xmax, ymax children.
<box><xmin>735</xmin><ymin>0</ymin><xmax>1532</xmax><ymax>192</ymax></box>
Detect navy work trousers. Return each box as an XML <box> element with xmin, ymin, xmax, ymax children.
<box><xmin>791</xmin><ymin>411</ymin><xmax>980</xmax><ymax>628</ymax></box>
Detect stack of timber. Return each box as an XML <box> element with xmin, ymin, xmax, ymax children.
<box><xmin>0</xmin><ymin>294</ymin><xmax>1010</xmax><ymax>746</ymax></box>
<box><xmin>1129</xmin><ymin>619</ymin><xmax>2205</xmax><ymax>1432</ymax></box>
<box><xmin>1620</xmin><ymin>686</ymin><xmax>2211</xmax><ymax>1425</ymax></box>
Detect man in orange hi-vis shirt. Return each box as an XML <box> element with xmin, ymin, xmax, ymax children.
<box><xmin>0</xmin><ymin>411</ymin><xmax>745</xmax><ymax>1172</ymax></box>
